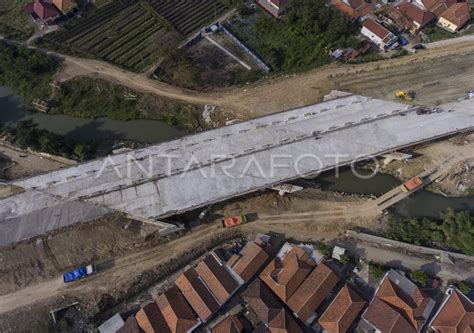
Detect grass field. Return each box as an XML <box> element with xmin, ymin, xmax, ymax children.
<box><xmin>41</xmin><ymin>0</ymin><xmax>229</xmax><ymax>72</ymax></box>
<box><xmin>0</xmin><ymin>0</ymin><xmax>34</xmax><ymax>40</ymax></box>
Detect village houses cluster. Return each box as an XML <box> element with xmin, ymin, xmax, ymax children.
<box><xmin>107</xmin><ymin>233</ymin><xmax>474</xmax><ymax>333</ymax></box>
<box><xmin>257</xmin><ymin>0</ymin><xmax>471</xmax><ymax>52</ymax></box>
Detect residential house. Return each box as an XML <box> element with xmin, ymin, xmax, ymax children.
<box><xmin>429</xmin><ymin>287</ymin><xmax>474</xmax><ymax>333</ymax></box>
<box><xmin>361</xmin><ymin>18</ymin><xmax>399</xmax><ymax>49</ymax></box>
<box><xmin>437</xmin><ymin>2</ymin><xmax>472</xmax><ymax>32</ymax></box>
<box><xmin>396</xmin><ymin>3</ymin><xmax>436</xmax><ymax>33</ymax></box>
<box><xmin>243</xmin><ymin>278</ymin><xmax>303</xmax><ymax>333</ymax></box>
<box><xmin>331</xmin><ymin>0</ymin><xmax>375</xmax><ymax>20</ymax></box>
<box><xmin>257</xmin><ymin>0</ymin><xmax>287</xmax><ymax>18</ymax></box>
<box><xmin>135</xmin><ymin>302</ymin><xmax>170</xmax><ymax>333</ymax></box>
<box><xmin>227</xmin><ymin>241</ymin><xmax>270</xmax><ymax>283</ymax></box>
<box><xmin>155</xmin><ymin>286</ymin><xmax>201</xmax><ymax>333</ymax></box>
<box><xmin>211</xmin><ymin>315</ymin><xmax>245</xmax><ymax>333</ymax></box>
<box><xmin>195</xmin><ymin>252</ymin><xmax>241</xmax><ymax>305</ymax></box>
<box><xmin>359</xmin><ymin>270</ymin><xmax>436</xmax><ymax>333</ymax></box>
<box><xmin>318</xmin><ymin>284</ymin><xmax>367</xmax><ymax>333</ymax></box>
<box><xmin>286</xmin><ymin>261</ymin><xmax>340</xmax><ymax>325</ymax></box>
<box><xmin>259</xmin><ymin>244</ymin><xmax>316</xmax><ymax>303</ymax></box>
<box><xmin>25</xmin><ymin>0</ymin><xmax>60</xmax><ymax>23</ymax></box>
<box><xmin>175</xmin><ymin>268</ymin><xmax>221</xmax><ymax>322</ymax></box>
<box><xmin>52</xmin><ymin>0</ymin><xmax>77</xmax><ymax>15</ymax></box>
<box><xmin>415</xmin><ymin>0</ymin><xmax>457</xmax><ymax>16</ymax></box>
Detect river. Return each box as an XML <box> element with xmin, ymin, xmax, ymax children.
<box><xmin>1</xmin><ymin>86</ymin><xmax>473</xmax><ymax>218</ymax></box>
<box><xmin>0</xmin><ymin>86</ymin><xmax>185</xmax><ymax>143</ymax></box>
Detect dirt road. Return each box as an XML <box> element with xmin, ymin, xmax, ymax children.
<box><xmin>54</xmin><ymin>37</ymin><xmax>474</xmax><ymax>119</ymax></box>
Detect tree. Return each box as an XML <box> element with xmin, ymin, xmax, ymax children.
<box><xmin>74</xmin><ymin>144</ymin><xmax>90</xmax><ymax>162</ymax></box>
<box><xmin>369</xmin><ymin>263</ymin><xmax>386</xmax><ymax>279</ymax></box>
<box><xmin>440</xmin><ymin>209</ymin><xmax>474</xmax><ymax>255</ymax></box>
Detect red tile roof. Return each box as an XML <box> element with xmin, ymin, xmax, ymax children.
<box><xmin>195</xmin><ymin>253</ymin><xmax>239</xmax><ymax>305</ymax></box>
<box><xmin>431</xmin><ymin>289</ymin><xmax>474</xmax><ymax>333</ymax></box>
<box><xmin>362</xmin><ymin>272</ymin><xmax>434</xmax><ymax>332</ymax></box>
<box><xmin>440</xmin><ymin>2</ymin><xmax>471</xmax><ymax>28</ymax></box>
<box><xmin>27</xmin><ymin>0</ymin><xmax>60</xmax><ymax>21</ymax></box>
<box><xmin>175</xmin><ymin>268</ymin><xmax>220</xmax><ymax>322</ymax></box>
<box><xmin>212</xmin><ymin>315</ymin><xmax>245</xmax><ymax>333</ymax></box>
<box><xmin>260</xmin><ymin>246</ymin><xmax>316</xmax><ymax>302</ymax></box>
<box><xmin>396</xmin><ymin>3</ymin><xmax>436</xmax><ymax>27</ymax></box>
<box><xmin>421</xmin><ymin>0</ymin><xmax>457</xmax><ymax>16</ymax></box>
<box><xmin>319</xmin><ymin>284</ymin><xmax>367</xmax><ymax>333</ymax></box>
<box><xmin>135</xmin><ymin>302</ymin><xmax>171</xmax><ymax>333</ymax></box>
<box><xmin>331</xmin><ymin>0</ymin><xmax>375</xmax><ymax>20</ymax></box>
<box><xmin>243</xmin><ymin>279</ymin><xmax>303</xmax><ymax>333</ymax></box>
<box><xmin>156</xmin><ymin>286</ymin><xmax>200</xmax><ymax>333</ymax></box>
<box><xmin>228</xmin><ymin>242</ymin><xmax>270</xmax><ymax>283</ymax></box>
<box><xmin>362</xmin><ymin>19</ymin><xmax>392</xmax><ymax>42</ymax></box>
<box><xmin>287</xmin><ymin>261</ymin><xmax>339</xmax><ymax>324</ymax></box>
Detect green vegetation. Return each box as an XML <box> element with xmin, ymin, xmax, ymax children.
<box><xmin>0</xmin><ymin>0</ymin><xmax>34</xmax><ymax>40</ymax></box>
<box><xmin>313</xmin><ymin>240</ymin><xmax>333</xmax><ymax>257</ymax></box>
<box><xmin>369</xmin><ymin>262</ymin><xmax>387</xmax><ymax>279</ymax></box>
<box><xmin>1</xmin><ymin>120</ymin><xmax>95</xmax><ymax>161</ymax></box>
<box><xmin>387</xmin><ymin>209</ymin><xmax>474</xmax><ymax>255</ymax></box>
<box><xmin>423</xmin><ymin>25</ymin><xmax>456</xmax><ymax>42</ymax></box>
<box><xmin>409</xmin><ymin>269</ymin><xmax>429</xmax><ymax>287</ymax></box>
<box><xmin>0</xmin><ymin>40</ymin><xmax>57</xmax><ymax>103</ymax></box>
<box><xmin>454</xmin><ymin>280</ymin><xmax>473</xmax><ymax>295</ymax></box>
<box><xmin>227</xmin><ymin>0</ymin><xmax>357</xmax><ymax>73</ymax></box>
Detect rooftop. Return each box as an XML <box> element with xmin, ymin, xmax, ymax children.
<box><xmin>135</xmin><ymin>302</ymin><xmax>170</xmax><ymax>333</ymax></box>
<box><xmin>211</xmin><ymin>315</ymin><xmax>245</xmax><ymax>333</ymax></box>
<box><xmin>260</xmin><ymin>246</ymin><xmax>316</xmax><ymax>302</ymax></box>
<box><xmin>319</xmin><ymin>284</ymin><xmax>367</xmax><ymax>333</ymax></box>
<box><xmin>228</xmin><ymin>241</ymin><xmax>270</xmax><ymax>283</ymax></box>
<box><xmin>286</xmin><ymin>261</ymin><xmax>339</xmax><ymax>324</ymax></box>
<box><xmin>430</xmin><ymin>288</ymin><xmax>474</xmax><ymax>333</ymax></box>
<box><xmin>396</xmin><ymin>3</ymin><xmax>435</xmax><ymax>26</ymax></box>
<box><xmin>440</xmin><ymin>2</ymin><xmax>471</xmax><ymax>27</ymax></box>
<box><xmin>362</xmin><ymin>18</ymin><xmax>392</xmax><ymax>41</ymax></box>
<box><xmin>156</xmin><ymin>286</ymin><xmax>200</xmax><ymax>333</ymax></box>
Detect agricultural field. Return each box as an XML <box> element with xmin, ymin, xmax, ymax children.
<box><xmin>148</xmin><ymin>0</ymin><xmax>228</xmax><ymax>35</ymax></box>
<box><xmin>41</xmin><ymin>0</ymin><xmax>229</xmax><ymax>72</ymax></box>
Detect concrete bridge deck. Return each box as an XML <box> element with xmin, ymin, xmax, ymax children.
<box><xmin>0</xmin><ymin>94</ymin><xmax>473</xmax><ymax>246</ymax></box>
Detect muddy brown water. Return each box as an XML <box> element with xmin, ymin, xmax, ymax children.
<box><xmin>0</xmin><ymin>86</ymin><xmax>185</xmax><ymax>143</ymax></box>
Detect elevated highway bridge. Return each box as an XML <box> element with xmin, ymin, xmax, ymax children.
<box><xmin>0</xmin><ymin>94</ymin><xmax>473</xmax><ymax>246</ymax></box>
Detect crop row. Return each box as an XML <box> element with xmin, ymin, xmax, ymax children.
<box><xmin>148</xmin><ymin>0</ymin><xmax>228</xmax><ymax>34</ymax></box>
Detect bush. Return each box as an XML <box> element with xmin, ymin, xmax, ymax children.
<box><xmin>369</xmin><ymin>262</ymin><xmax>386</xmax><ymax>279</ymax></box>
<box><xmin>455</xmin><ymin>281</ymin><xmax>473</xmax><ymax>295</ymax></box>
<box><xmin>409</xmin><ymin>270</ymin><xmax>429</xmax><ymax>286</ymax></box>
<box><xmin>313</xmin><ymin>240</ymin><xmax>333</xmax><ymax>257</ymax></box>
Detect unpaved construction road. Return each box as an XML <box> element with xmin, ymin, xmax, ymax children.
<box><xmin>55</xmin><ymin>37</ymin><xmax>474</xmax><ymax>119</ymax></box>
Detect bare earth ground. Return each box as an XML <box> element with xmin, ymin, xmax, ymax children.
<box><xmin>55</xmin><ymin>38</ymin><xmax>474</xmax><ymax>120</ymax></box>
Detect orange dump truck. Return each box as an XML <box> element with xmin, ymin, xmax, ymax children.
<box><xmin>223</xmin><ymin>215</ymin><xmax>247</xmax><ymax>228</ymax></box>
<box><xmin>401</xmin><ymin>177</ymin><xmax>424</xmax><ymax>192</ymax></box>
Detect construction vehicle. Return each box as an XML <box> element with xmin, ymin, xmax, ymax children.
<box><xmin>223</xmin><ymin>215</ymin><xmax>247</xmax><ymax>228</ymax></box>
<box><xmin>401</xmin><ymin>177</ymin><xmax>423</xmax><ymax>192</ymax></box>
<box><xmin>395</xmin><ymin>90</ymin><xmax>415</xmax><ymax>101</ymax></box>
<box><xmin>63</xmin><ymin>264</ymin><xmax>96</xmax><ymax>283</ymax></box>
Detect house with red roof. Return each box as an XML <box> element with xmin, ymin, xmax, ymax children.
<box><xmin>257</xmin><ymin>0</ymin><xmax>288</xmax><ymax>18</ymax></box>
<box><xmin>415</xmin><ymin>0</ymin><xmax>457</xmax><ymax>16</ymax></box>
<box><xmin>358</xmin><ymin>270</ymin><xmax>436</xmax><ymax>333</ymax></box>
<box><xmin>286</xmin><ymin>261</ymin><xmax>340</xmax><ymax>325</ymax></box>
<box><xmin>437</xmin><ymin>2</ymin><xmax>472</xmax><ymax>32</ymax></box>
<box><xmin>211</xmin><ymin>315</ymin><xmax>245</xmax><ymax>333</ymax></box>
<box><xmin>259</xmin><ymin>244</ymin><xmax>316</xmax><ymax>303</ymax></box>
<box><xmin>52</xmin><ymin>0</ymin><xmax>77</xmax><ymax>15</ymax></box>
<box><xmin>243</xmin><ymin>278</ymin><xmax>303</xmax><ymax>333</ymax></box>
<box><xmin>25</xmin><ymin>0</ymin><xmax>60</xmax><ymax>23</ymax></box>
<box><xmin>331</xmin><ymin>0</ymin><xmax>375</xmax><ymax>20</ymax></box>
<box><xmin>318</xmin><ymin>284</ymin><xmax>367</xmax><ymax>333</ymax></box>
<box><xmin>429</xmin><ymin>287</ymin><xmax>474</xmax><ymax>333</ymax></box>
<box><xmin>361</xmin><ymin>18</ymin><xmax>399</xmax><ymax>49</ymax></box>
<box><xmin>396</xmin><ymin>2</ymin><xmax>436</xmax><ymax>33</ymax></box>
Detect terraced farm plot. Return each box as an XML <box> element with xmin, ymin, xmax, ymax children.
<box><xmin>44</xmin><ymin>0</ymin><xmax>178</xmax><ymax>72</ymax></box>
<box><xmin>148</xmin><ymin>0</ymin><xmax>228</xmax><ymax>35</ymax></box>
<box><xmin>43</xmin><ymin>0</ymin><xmax>229</xmax><ymax>72</ymax></box>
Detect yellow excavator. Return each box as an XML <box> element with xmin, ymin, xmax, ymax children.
<box><xmin>395</xmin><ymin>90</ymin><xmax>415</xmax><ymax>101</ymax></box>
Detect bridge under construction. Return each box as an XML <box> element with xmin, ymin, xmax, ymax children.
<box><xmin>0</xmin><ymin>93</ymin><xmax>473</xmax><ymax>246</ymax></box>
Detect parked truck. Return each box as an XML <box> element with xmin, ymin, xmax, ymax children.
<box><xmin>401</xmin><ymin>177</ymin><xmax>424</xmax><ymax>192</ymax></box>
<box><xmin>222</xmin><ymin>215</ymin><xmax>247</xmax><ymax>228</ymax></box>
<box><xmin>63</xmin><ymin>265</ymin><xmax>96</xmax><ymax>283</ymax></box>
